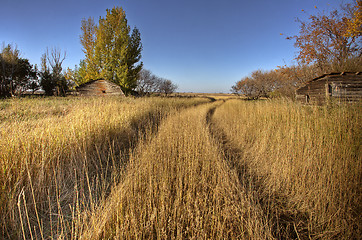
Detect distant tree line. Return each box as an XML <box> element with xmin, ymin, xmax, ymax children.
<box><xmin>1</xmin><ymin>6</ymin><xmax>178</xmax><ymax>98</ymax></box>
<box><xmin>0</xmin><ymin>44</ymin><xmax>70</xmax><ymax>98</ymax></box>
<box><xmin>136</xmin><ymin>69</ymin><xmax>178</xmax><ymax>96</ymax></box>
<box><xmin>0</xmin><ymin>43</ymin><xmax>37</xmax><ymax>97</ymax></box>
<box><xmin>232</xmin><ymin>1</ymin><xmax>361</xmax><ymax>99</ymax></box>
<box><xmin>0</xmin><ymin>41</ymin><xmax>177</xmax><ymax>98</ymax></box>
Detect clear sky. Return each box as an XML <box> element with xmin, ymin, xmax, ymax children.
<box><xmin>1</xmin><ymin>0</ymin><xmax>344</xmax><ymax>93</ymax></box>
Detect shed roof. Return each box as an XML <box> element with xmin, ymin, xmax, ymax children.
<box><xmin>301</xmin><ymin>72</ymin><xmax>361</xmax><ymax>86</ymax></box>
<box><xmin>76</xmin><ymin>79</ymin><xmax>125</xmax><ymax>96</ymax></box>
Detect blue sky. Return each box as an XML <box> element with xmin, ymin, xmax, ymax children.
<box><xmin>1</xmin><ymin>0</ymin><xmax>344</xmax><ymax>93</ymax></box>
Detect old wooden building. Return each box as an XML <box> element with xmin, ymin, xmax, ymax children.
<box><xmin>75</xmin><ymin>80</ymin><xmax>125</xmax><ymax>96</ymax></box>
<box><xmin>296</xmin><ymin>72</ymin><xmax>362</xmax><ymax>104</ymax></box>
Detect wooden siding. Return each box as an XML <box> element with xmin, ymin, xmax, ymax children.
<box><xmin>76</xmin><ymin>80</ymin><xmax>125</xmax><ymax>96</ymax></box>
<box><xmin>296</xmin><ymin>72</ymin><xmax>362</xmax><ymax>104</ymax></box>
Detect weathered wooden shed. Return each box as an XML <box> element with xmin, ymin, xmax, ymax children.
<box><xmin>296</xmin><ymin>72</ymin><xmax>362</xmax><ymax>104</ymax></box>
<box><xmin>75</xmin><ymin>80</ymin><xmax>125</xmax><ymax>96</ymax></box>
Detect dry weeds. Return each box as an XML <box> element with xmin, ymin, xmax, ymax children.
<box><xmin>0</xmin><ymin>97</ymin><xmax>360</xmax><ymax>239</ymax></box>
<box><xmin>211</xmin><ymin>99</ymin><xmax>361</xmax><ymax>239</ymax></box>
<box><xmin>0</xmin><ymin>96</ymin><xmax>209</xmax><ymax>239</ymax></box>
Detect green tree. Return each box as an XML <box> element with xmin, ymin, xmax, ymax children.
<box><xmin>126</xmin><ymin>27</ymin><xmax>143</xmax><ymax>91</ymax></box>
<box><xmin>77</xmin><ymin>60</ymin><xmax>88</xmax><ymax>85</ymax></box>
<box><xmin>0</xmin><ymin>43</ymin><xmax>37</xmax><ymax>97</ymax></box>
<box><xmin>12</xmin><ymin>58</ymin><xmax>38</xmax><ymax>95</ymax></box>
<box><xmin>64</xmin><ymin>64</ymin><xmax>86</xmax><ymax>88</ymax></box>
<box><xmin>40</xmin><ymin>70</ymin><xmax>54</xmax><ymax>96</ymax></box>
<box><xmin>96</xmin><ymin>7</ymin><xmax>129</xmax><ymax>87</ymax></box>
<box><xmin>39</xmin><ymin>48</ymin><xmax>68</xmax><ymax>96</ymax></box>
<box><xmin>0</xmin><ymin>43</ymin><xmax>19</xmax><ymax>97</ymax></box>
<box><xmin>40</xmin><ymin>53</ymin><xmax>55</xmax><ymax>96</ymax></box>
<box><xmin>80</xmin><ymin>6</ymin><xmax>143</xmax><ymax>94</ymax></box>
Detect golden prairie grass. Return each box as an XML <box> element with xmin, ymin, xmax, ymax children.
<box><xmin>82</xmin><ymin>102</ymin><xmax>272</xmax><ymax>239</ymax></box>
<box><xmin>211</xmin><ymin>99</ymin><xmax>361</xmax><ymax>239</ymax></box>
<box><xmin>171</xmin><ymin>92</ymin><xmax>238</xmax><ymax>101</ymax></box>
<box><xmin>0</xmin><ymin>96</ymin><xmax>209</xmax><ymax>239</ymax></box>
<box><xmin>0</xmin><ymin>96</ymin><xmax>360</xmax><ymax>239</ymax></box>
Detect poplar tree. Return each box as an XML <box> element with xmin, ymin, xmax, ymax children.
<box><xmin>80</xmin><ymin>18</ymin><xmax>99</xmax><ymax>81</ymax></box>
<box><xmin>80</xmin><ymin>6</ymin><xmax>143</xmax><ymax>94</ymax></box>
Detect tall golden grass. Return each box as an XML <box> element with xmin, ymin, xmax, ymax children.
<box><xmin>0</xmin><ymin>96</ymin><xmax>360</xmax><ymax>239</ymax></box>
<box><xmin>211</xmin><ymin>99</ymin><xmax>361</xmax><ymax>239</ymax></box>
<box><xmin>82</xmin><ymin>102</ymin><xmax>272</xmax><ymax>239</ymax></box>
<box><xmin>0</xmin><ymin>96</ymin><xmax>209</xmax><ymax>239</ymax></box>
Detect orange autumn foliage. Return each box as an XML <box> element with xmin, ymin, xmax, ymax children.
<box><xmin>345</xmin><ymin>0</ymin><xmax>362</xmax><ymax>37</ymax></box>
<box><xmin>288</xmin><ymin>1</ymin><xmax>361</xmax><ymax>72</ymax></box>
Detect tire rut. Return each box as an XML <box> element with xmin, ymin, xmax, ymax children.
<box><xmin>206</xmin><ymin>102</ymin><xmax>311</xmax><ymax>240</ymax></box>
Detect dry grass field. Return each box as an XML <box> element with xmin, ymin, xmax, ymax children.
<box><xmin>211</xmin><ymin>99</ymin><xmax>361</xmax><ymax>239</ymax></box>
<box><xmin>0</xmin><ymin>96</ymin><xmax>360</xmax><ymax>239</ymax></box>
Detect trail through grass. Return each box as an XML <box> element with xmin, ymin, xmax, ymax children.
<box><xmin>82</xmin><ymin>101</ymin><xmax>272</xmax><ymax>239</ymax></box>
<box><xmin>0</xmin><ymin>96</ymin><xmax>209</xmax><ymax>239</ymax></box>
<box><xmin>1</xmin><ymin>97</ymin><xmax>360</xmax><ymax>239</ymax></box>
<box><xmin>211</xmin><ymin>99</ymin><xmax>361</xmax><ymax>239</ymax></box>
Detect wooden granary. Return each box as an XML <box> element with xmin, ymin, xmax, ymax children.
<box><xmin>75</xmin><ymin>80</ymin><xmax>125</xmax><ymax>96</ymax></box>
<box><xmin>296</xmin><ymin>72</ymin><xmax>362</xmax><ymax>104</ymax></box>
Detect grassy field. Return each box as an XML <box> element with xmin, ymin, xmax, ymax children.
<box><xmin>211</xmin><ymin>99</ymin><xmax>361</xmax><ymax>239</ymax></box>
<box><xmin>0</xmin><ymin>96</ymin><xmax>360</xmax><ymax>239</ymax></box>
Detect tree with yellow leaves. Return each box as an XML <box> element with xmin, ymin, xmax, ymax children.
<box><xmin>345</xmin><ymin>0</ymin><xmax>362</xmax><ymax>37</ymax></box>
<box><xmin>80</xmin><ymin>17</ymin><xmax>99</xmax><ymax>81</ymax></box>
<box><xmin>80</xmin><ymin>6</ymin><xmax>143</xmax><ymax>94</ymax></box>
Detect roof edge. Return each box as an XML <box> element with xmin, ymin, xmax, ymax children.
<box><xmin>311</xmin><ymin>72</ymin><xmax>361</xmax><ymax>82</ymax></box>
<box><xmin>75</xmin><ymin>79</ymin><xmax>115</xmax><ymax>89</ymax></box>
<box><xmin>297</xmin><ymin>72</ymin><xmax>361</xmax><ymax>88</ymax></box>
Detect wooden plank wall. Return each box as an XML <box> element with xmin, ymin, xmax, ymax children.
<box><xmin>296</xmin><ymin>79</ymin><xmax>328</xmax><ymax>104</ymax></box>
<box><xmin>296</xmin><ymin>73</ymin><xmax>362</xmax><ymax>104</ymax></box>
<box><xmin>328</xmin><ymin>75</ymin><xmax>362</xmax><ymax>101</ymax></box>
